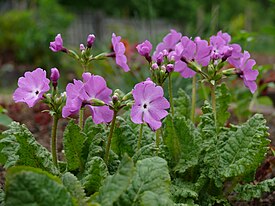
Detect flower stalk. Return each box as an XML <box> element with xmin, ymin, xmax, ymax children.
<box><xmin>51</xmin><ymin>115</ymin><xmax>59</xmax><ymax>167</ymax></box>
<box><xmin>191</xmin><ymin>75</ymin><xmax>196</xmax><ymax>122</ymax></box>
<box><xmin>168</xmin><ymin>73</ymin><xmax>174</xmax><ymax>116</ymax></box>
<box><xmin>210</xmin><ymin>83</ymin><xmax>217</xmax><ymax>126</ymax></box>
<box><xmin>104</xmin><ymin>111</ymin><xmax>118</xmax><ymax>164</ymax></box>
<box><xmin>137</xmin><ymin>123</ymin><xmax>144</xmax><ymax>151</ymax></box>
<box><xmin>78</xmin><ymin>108</ymin><xmax>84</xmax><ymax>130</ymax></box>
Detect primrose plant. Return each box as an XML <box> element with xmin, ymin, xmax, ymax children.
<box><xmin>0</xmin><ymin>30</ymin><xmax>274</xmax><ymax>206</ymax></box>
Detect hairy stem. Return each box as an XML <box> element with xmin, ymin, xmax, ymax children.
<box><xmin>78</xmin><ymin>108</ymin><xmax>84</xmax><ymax>130</ymax></box>
<box><xmin>137</xmin><ymin>123</ymin><xmax>144</xmax><ymax>151</ymax></box>
<box><xmin>155</xmin><ymin>129</ymin><xmax>161</xmax><ymax>156</ymax></box>
<box><xmin>104</xmin><ymin>111</ymin><xmax>118</xmax><ymax>164</ymax></box>
<box><xmin>51</xmin><ymin>115</ymin><xmax>59</xmax><ymax>167</ymax></box>
<box><xmin>210</xmin><ymin>84</ymin><xmax>217</xmax><ymax>126</ymax></box>
<box><xmin>191</xmin><ymin>75</ymin><xmax>196</xmax><ymax>122</ymax></box>
<box><xmin>168</xmin><ymin>73</ymin><xmax>174</xmax><ymax>116</ymax></box>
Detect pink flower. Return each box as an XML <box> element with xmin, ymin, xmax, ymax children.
<box><xmin>87</xmin><ymin>34</ymin><xmax>95</xmax><ymax>48</ymax></box>
<box><xmin>13</xmin><ymin>68</ymin><xmax>50</xmax><ymax>107</ymax></box>
<box><xmin>136</xmin><ymin>40</ymin><xmax>152</xmax><ymax>62</ymax></box>
<box><xmin>49</xmin><ymin>34</ymin><xmax>65</xmax><ymax>52</ymax></box>
<box><xmin>62</xmin><ymin>73</ymin><xmax>113</xmax><ymax>124</ymax></box>
<box><xmin>50</xmin><ymin>68</ymin><xmax>60</xmax><ymax>84</ymax></box>
<box><xmin>131</xmin><ymin>79</ymin><xmax>170</xmax><ymax>131</ymax></box>
<box><xmin>111</xmin><ymin>33</ymin><xmax>130</xmax><ymax>72</ymax></box>
<box><xmin>152</xmin><ymin>29</ymin><xmax>182</xmax><ymax>61</ymax></box>
<box><xmin>235</xmin><ymin>51</ymin><xmax>259</xmax><ymax>93</ymax></box>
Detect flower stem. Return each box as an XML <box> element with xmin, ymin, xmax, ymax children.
<box><xmin>78</xmin><ymin>108</ymin><xmax>84</xmax><ymax>130</ymax></box>
<box><xmin>137</xmin><ymin>123</ymin><xmax>144</xmax><ymax>151</ymax></box>
<box><xmin>210</xmin><ymin>83</ymin><xmax>217</xmax><ymax>125</ymax></box>
<box><xmin>155</xmin><ymin>129</ymin><xmax>161</xmax><ymax>156</ymax></box>
<box><xmin>191</xmin><ymin>75</ymin><xmax>196</xmax><ymax>123</ymax></box>
<box><xmin>168</xmin><ymin>73</ymin><xmax>174</xmax><ymax>116</ymax></box>
<box><xmin>51</xmin><ymin>115</ymin><xmax>59</xmax><ymax>167</ymax></box>
<box><xmin>104</xmin><ymin>111</ymin><xmax>118</xmax><ymax>164</ymax></box>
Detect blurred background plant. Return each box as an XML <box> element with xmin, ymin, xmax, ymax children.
<box><xmin>0</xmin><ymin>0</ymin><xmax>275</xmax><ymax>119</ymax></box>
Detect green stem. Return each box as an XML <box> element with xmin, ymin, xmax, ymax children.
<box><xmin>51</xmin><ymin>115</ymin><xmax>59</xmax><ymax>167</ymax></box>
<box><xmin>210</xmin><ymin>83</ymin><xmax>217</xmax><ymax>125</ymax></box>
<box><xmin>104</xmin><ymin>111</ymin><xmax>118</xmax><ymax>164</ymax></box>
<box><xmin>155</xmin><ymin>129</ymin><xmax>161</xmax><ymax>156</ymax></box>
<box><xmin>137</xmin><ymin>123</ymin><xmax>144</xmax><ymax>151</ymax></box>
<box><xmin>168</xmin><ymin>73</ymin><xmax>174</xmax><ymax>116</ymax></box>
<box><xmin>191</xmin><ymin>75</ymin><xmax>196</xmax><ymax>123</ymax></box>
<box><xmin>78</xmin><ymin>108</ymin><xmax>84</xmax><ymax>130</ymax></box>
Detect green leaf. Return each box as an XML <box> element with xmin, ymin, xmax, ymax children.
<box><xmin>0</xmin><ymin>113</ymin><xmax>12</xmax><ymax>127</ymax></box>
<box><xmin>0</xmin><ymin>122</ymin><xmax>58</xmax><ymax>174</ymax></box>
<box><xmin>81</xmin><ymin>156</ymin><xmax>108</xmax><ymax>195</ymax></box>
<box><xmin>62</xmin><ymin>172</ymin><xmax>87</xmax><ymax>206</ymax></box>
<box><xmin>5</xmin><ymin>166</ymin><xmax>74</xmax><ymax>206</ymax></box>
<box><xmin>219</xmin><ymin>114</ymin><xmax>270</xmax><ymax>178</ymax></box>
<box><xmin>174</xmin><ymin>88</ymin><xmax>191</xmax><ymax>119</ymax></box>
<box><xmin>120</xmin><ymin>157</ymin><xmax>172</xmax><ymax>205</ymax></box>
<box><xmin>171</xmin><ymin>179</ymin><xmax>198</xmax><ymax>203</ymax></box>
<box><xmin>111</xmin><ymin>116</ymin><xmax>137</xmax><ymax>158</ymax></box>
<box><xmin>163</xmin><ymin>115</ymin><xmax>201</xmax><ymax>173</ymax></box>
<box><xmin>216</xmin><ymin>83</ymin><xmax>231</xmax><ymax>128</ymax></box>
<box><xmin>0</xmin><ymin>188</ymin><xmax>4</xmax><ymax>206</ymax></box>
<box><xmin>97</xmin><ymin>155</ymin><xmax>134</xmax><ymax>206</ymax></box>
<box><xmin>198</xmin><ymin>101</ymin><xmax>216</xmax><ymax>140</ymax></box>
<box><xmin>82</xmin><ymin>117</ymin><xmax>105</xmax><ymax>163</ymax></box>
<box><xmin>141</xmin><ymin>191</ymin><xmax>174</xmax><ymax>206</ymax></box>
<box><xmin>63</xmin><ymin>120</ymin><xmax>85</xmax><ymax>171</ymax></box>
<box><xmin>132</xmin><ymin>143</ymin><xmax>168</xmax><ymax>162</ymax></box>
<box><xmin>234</xmin><ymin>177</ymin><xmax>275</xmax><ymax>201</ymax></box>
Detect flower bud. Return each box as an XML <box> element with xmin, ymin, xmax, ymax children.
<box><xmin>50</xmin><ymin>68</ymin><xmax>60</xmax><ymax>88</ymax></box>
<box><xmin>90</xmin><ymin>98</ymin><xmax>106</xmax><ymax>106</ymax></box>
<box><xmin>151</xmin><ymin>63</ymin><xmax>159</xmax><ymax>70</ymax></box>
<box><xmin>80</xmin><ymin>44</ymin><xmax>85</xmax><ymax>51</ymax></box>
<box><xmin>87</xmin><ymin>34</ymin><xmax>95</xmax><ymax>48</ymax></box>
<box><xmin>166</xmin><ymin>64</ymin><xmax>174</xmax><ymax>73</ymax></box>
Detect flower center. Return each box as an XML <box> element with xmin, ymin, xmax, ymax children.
<box><xmin>143</xmin><ymin>104</ymin><xmax>147</xmax><ymax>109</ymax></box>
<box><xmin>35</xmin><ymin>90</ymin><xmax>39</xmax><ymax>95</ymax></box>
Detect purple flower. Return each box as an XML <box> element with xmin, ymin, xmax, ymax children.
<box><xmin>111</xmin><ymin>33</ymin><xmax>130</xmax><ymax>72</ymax></box>
<box><xmin>131</xmin><ymin>79</ymin><xmax>170</xmax><ymax>131</ymax></box>
<box><xmin>235</xmin><ymin>51</ymin><xmax>258</xmax><ymax>93</ymax></box>
<box><xmin>173</xmin><ymin>36</ymin><xmax>211</xmax><ymax>78</ymax></box>
<box><xmin>13</xmin><ymin>68</ymin><xmax>50</xmax><ymax>107</ymax></box>
<box><xmin>62</xmin><ymin>73</ymin><xmax>113</xmax><ymax>124</ymax></box>
<box><xmin>210</xmin><ymin>31</ymin><xmax>234</xmax><ymax>60</ymax></box>
<box><xmin>87</xmin><ymin>34</ymin><xmax>95</xmax><ymax>48</ymax></box>
<box><xmin>152</xmin><ymin>29</ymin><xmax>182</xmax><ymax>61</ymax></box>
<box><xmin>50</xmin><ymin>68</ymin><xmax>60</xmax><ymax>84</ymax></box>
<box><xmin>50</xmin><ymin>34</ymin><xmax>65</xmax><ymax>52</ymax></box>
<box><xmin>136</xmin><ymin>40</ymin><xmax>152</xmax><ymax>62</ymax></box>
<box><xmin>80</xmin><ymin>44</ymin><xmax>85</xmax><ymax>51</ymax></box>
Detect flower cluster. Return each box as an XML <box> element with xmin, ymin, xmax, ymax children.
<box><xmin>136</xmin><ymin>30</ymin><xmax>259</xmax><ymax>93</ymax></box>
<box><xmin>62</xmin><ymin>73</ymin><xmax>113</xmax><ymax>124</ymax></box>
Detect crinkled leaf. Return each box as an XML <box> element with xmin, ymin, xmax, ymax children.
<box><xmin>234</xmin><ymin>177</ymin><xmax>275</xmax><ymax>201</ymax></box>
<box><xmin>81</xmin><ymin>156</ymin><xmax>108</xmax><ymax>195</ymax></box>
<box><xmin>0</xmin><ymin>188</ymin><xmax>4</xmax><ymax>206</ymax></box>
<box><xmin>5</xmin><ymin>166</ymin><xmax>74</xmax><ymax>206</ymax></box>
<box><xmin>219</xmin><ymin>114</ymin><xmax>270</xmax><ymax>178</ymax></box>
<box><xmin>82</xmin><ymin>117</ymin><xmax>105</xmax><ymax>162</ymax></box>
<box><xmin>0</xmin><ymin>122</ymin><xmax>58</xmax><ymax>174</ymax></box>
<box><xmin>174</xmin><ymin>88</ymin><xmax>191</xmax><ymax>119</ymax></box>
<box><xmin>119</xmin><ymin>157</ymin><xmax>172</xmax><ymax>205</ymax></box>
<box><xmin>198</xmin><ymin>101</ymin><xmax>216</xmax><ymax>140</ymax></box>
<box><xmin>216</xmin><ymin>83</ymin><xmax>231</xmax><ymax>128</ymax></box>
<box><xmin>63</xmin><ymin>120</ymin><xmax>85</xmax><ymax>171</ymax></box>
<box><xmin>97</xmin><ymin>155</ymin><xmax>134</xmax><ymax>206</ymax></box>
<box><xmin>171</xmin><ymin>179</ymin><xmax>198</xmax><ymax>203</ymax></box>
<box><xmin>163</xmin><ymin>115</ymin><xmax>201</xmax><ymax>173</ymax></box>
<box><xmin>111</xmin><ymin>116</ymin><xmax>137</xmax><ymax>158</ymax></box>
<box><xmin>141</xmin><ymin>191</ymin><xmax>174</xmax><ymax>206</ymax></box>
<box><xmin>132</xmin><ymin>143</ymin><xmax>168</xmax><ymax>162</ymax></box>
<box><xmin>62</xmin><ymin>172</ymin><xmax>87</xmax><ymax>206</ymax></box>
